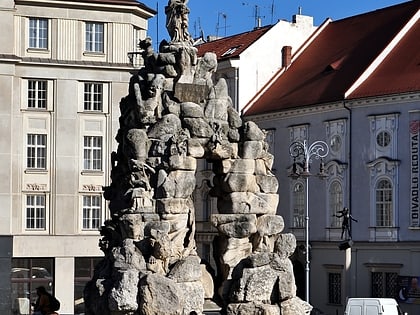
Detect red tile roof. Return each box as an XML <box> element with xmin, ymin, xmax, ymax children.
<box><xmin>244</xmin><ymin>1</ymin><xmax>420</xmax><ymax>116</ymax></box>
<box><xmin>348</xmin><ymin>18</ymin><xmax>420</xmax><ymax>99</ymax></box>
<box><xmin>196</xmin><ymin>25</ymin><xmax>272</xmax><ymax>60</ymax></box>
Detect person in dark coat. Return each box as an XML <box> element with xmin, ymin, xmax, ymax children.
<box><xmin>32</xmin><ymin>286</ymin><xmax>58</xmax><ymax>315</ymax></box>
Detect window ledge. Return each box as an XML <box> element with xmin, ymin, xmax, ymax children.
<box><xmin>22</xmin><ymin>108</ymin><xmax>49</xmax><ymax>113</ymax></box>
<box><xmin>27</xmin><ymin>48</ymin><xmax>50</xmax><ymax>54</ymax></box>
<box><xmin>25</xmin><ymin>169</ymin><xmax>48</xmax><ymax>174</ymax></box>
<box><xmin>81</xmin><ymin>170</ymin><xmax>104</xmax><ymax>176</ymax></box>
<box><xmin>80</xmin><ymin>230</ymin><xmax>101</xmax><ymax>234</ymax></box>
<box><xmin>83</xmin><ymin>51</ymin><xmax>105</xmax><ymax>57</ymax></box>
<box><xmin>23</xmin><ymin>229</ymin><xmax>48</xmax><ymax>234</ymax></box>
<box><xmin>79</xmin><ymin>110</ymin><xmax>106</xmax><ymax>115</ymax></box>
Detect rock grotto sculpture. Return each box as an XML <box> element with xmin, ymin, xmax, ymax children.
<box><xmin>84</xmin><ymin>1</ymin><xmax>312</xmax><ymax>314</ymax></box>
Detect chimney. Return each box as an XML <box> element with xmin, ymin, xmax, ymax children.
<box><xmin>282</xmin><ymin>46</ymin><xmax>292</xmax><ymax>68</ymax></box>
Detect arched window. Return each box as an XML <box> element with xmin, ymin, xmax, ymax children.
<box><xmin>293</xmin><ymin>182</ymin><xmax>305</xmax><ymax>228</ymax></box>
<box><xmin>203</xmin><ymin>192</ymin><xmax>212</xmax><ymax>221</ymax></box>
<box><xmin>376</xmin><ymin>179</ymin><xmax>393</xmax><ymax>226</ymax></box>
<box><xmin>329</xmin><ymin>181</ymin><xmax>343</xmax><ymax>228</ymax></box>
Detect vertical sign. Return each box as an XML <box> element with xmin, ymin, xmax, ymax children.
<box><xmin>398</xmin><ymin>276</ymin><xmax>420</xmax><ymax>304</ymax></box>
<box><xmin>410</xmin><ymin>113</ymin><xmax>420</xmax><ymax>227</ymax></box>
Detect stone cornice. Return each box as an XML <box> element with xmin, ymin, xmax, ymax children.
<box><xmin>0</xmin><ymin>56</ymin><xmax>133</xmax><ymax>70</ymax></box>
<box><xmin>346</xmin><ymin>92</ymin><xmax>420</xmax><ymax>108</ymax></box>
<box><xmin>15</xmin><ymin>0</ymin><xmax>156</xmax><ymax>17</ymax></box>
<box><xmin>244</xmin><ymin>102</ymin><xmax>344</xmax><ymax>123</ymax></box>
<box><xmin>244</xmin><ymin>92</ymin><xmax>420</xmax><ymax>123</ymax></box>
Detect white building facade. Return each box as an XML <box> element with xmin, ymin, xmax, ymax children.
<box><xmin>197</xmin><ymin>14</ymin><xmax>316</xmax><ymax>113</ymax></box>
<box><xmin>0</xmin><ymin>0</ymin><xmax>155</xmax><ymax>314</ymax></box>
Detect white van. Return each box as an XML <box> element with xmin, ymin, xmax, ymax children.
<box><xmin>344</xmin><ymin>298</ymin><xmax>406</xmax><ymax>315</ymax></box>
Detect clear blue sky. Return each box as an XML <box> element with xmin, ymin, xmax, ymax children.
<box><xmin>143</xmin><ymin>0</ymin><xmax>408</xmax><ymax>48</ymax></box>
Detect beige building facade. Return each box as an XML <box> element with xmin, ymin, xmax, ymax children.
<box><xmin>0</xmin><ymin>0</ymin><xmax>155</xmax><ymax>314</ymax></box>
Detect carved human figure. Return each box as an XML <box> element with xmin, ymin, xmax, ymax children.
<box><xmin>165</xmin><ymin>0</ymin><xmax>192</xmax><ymax>43</ymax></box>
<box><xmin>129</xmin><ymin>159</ymin><xmax>155</xmax><ymax>190</ymax></box>
<box><xmin>169</xmin><ymin>128</ymin><xmax>190</xmax><ymax>156</ymax></box>
<box><xmin>147</xmin><ymin>229</ymin><xmax>172</xmax><ymax>275</ymax></box>
<box><xmin>99</xmin><ymin>220</ymin><xmax>122</xmax><ymax>253</ymax></box>
<box><xmin>139</xmin><ymin>37</ymin><xmax>158</xmax><ymax>75</ymax></box>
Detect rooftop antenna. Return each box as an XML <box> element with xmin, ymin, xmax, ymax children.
<box><xmin>242</xmin><ymin>2</ymin><xmax>266</xmax><ymax>29</ymax></box>
<box><xmin>195</xmin><ymin>17</ymin><xmax>204</xmax><ymax>40</ymax></box>
<box><xmin>216</xmin><ymin>12</ymin><xmax>228</xmax><ymax>37</ymax></box>
<box><xmin>270</xmin><ymin>0</ymin><xmax>275</xmax><ymax>24</ymax></box>
<box><xmin>254</xmin><ymin>5</ymin><xmax>264</xmax><ymax>28</ymax></box>
<box><xmin>155</xmin><ymin>1</ymin><xmax>159</xmax><ymax>51</ymax></box>
<box><xmin>198</xmin><ymin>17</ymin><xmax>204</xmax><ymax>39</ymax></box>
<box><xmin>193</xmin><ymin>20</ymin><xmax>197</xmax><ymax>38</ymax></box>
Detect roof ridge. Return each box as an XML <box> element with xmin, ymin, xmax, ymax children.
<box><xmin>332</xmin><ymin>0</ymin><xmax>418</xmax><ymax>23</ymax></box>
<box><xmin>197</xmin><ymin>25</ymin><xmax>272</xmax><ymax>46</ymax></box>
<box><xmin>345</xmin><ymin>8</ymin><xmax>420</xmax><ymax>98</ymax></box>
<box><xmin>243</xmin><ymin>1</ymin><xmax>420</xmax><ymax>116</ymax></box>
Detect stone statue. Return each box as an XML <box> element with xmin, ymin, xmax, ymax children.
<box><xmin>139</xmin><ymin>37</ymin><xmax>158</xmax><ymax>75</ymax></box>
<box><xmin>147</xmin><ymin>229</ymin><xmax>172</xmax><ymax>275</ymax></box>
<box><xmin>165</xmin><ymin>0</ymin><xmax>192</xmax><ymax>43</ymax></box>
<box><xmin>84</xmin><ymin>1</ymin><xmax>312</xmax><ymax>315</ymax></box>
<box><xmin>335</xmin><ymin>207</ymin><xmax>358</xmax><ymax>239</ymax></box>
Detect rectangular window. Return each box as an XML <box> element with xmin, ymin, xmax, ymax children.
<box><xmin>329</xmin><ymin>181</ymin><xmax>343</xmax><ymax>228</ymax></box>
<box><xmin>74</xmin><ymin>257</ymin><xmax>101</xmax><ymax>314</ymax></box>
<box><xmin>27</xmin><ymin>134</ymin><xmax>47</xmax><ymax>169</ymax></box>
<box><xmin>203</xmin><ymin>193</ymin><xmax>212</xmax><ymax>221</ymax></box>
<box><xmin>293</xmin><ymin>182</ymin><xmax>305</xmax><ymax>228</ymax></box>
<box><xmin>371</xmin><ymin>272</ymin><xmax>398</xmax><ymax>298</ymax></box>
<box><xmin>26</xmin><ymin>195</ymin><xmax>46</xmax><ymax>230</ymax></box>
<box><xmin>85</xmin><ymin>22</ymin><xmax>104</xmax><ymax>53</ymax></box>
<box><xmin>376</xmin><ymin>179</ymin><xmax>393</xmax><ymax>226</ymax></box>
<box><xmin>29</xmin><ymin>18</ymin><xmax>48</xmax><ymax>49</ymax></box>
<box><xmin>28</xmin><ymin>80</ymin><xmax>47</xmax><ymax>109</ymax></box>
<box><xmin>84</xmin><ymin>83</ymin><xmax>103</xmax><ymax>111</ymax></box>
<box><xmin>328</xmin><ymin>272</ymin><xmax>342</xmax><ymax>304</ymax></box>
<box><xmin>12</xmin><ymin>258</ymin><xmax>54</xmax><ymax>314</ymax></box>
<box><xmin>83</xmin><ymin>136</ymin><xmax>102</xmax><ymax>171</ymax></box>
<box><xmin>82</xmin><ymin>195</ymin><xmax>102</xmax><ymax>230</ymax></box>
<box><xmin>202</xmin><ymin>244</ymin><xmax>211</xmax><ymax>264</ymax></box>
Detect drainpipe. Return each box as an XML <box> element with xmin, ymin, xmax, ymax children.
<box><xmin>234</xmin><ymin>67</ymin><xmax>239</xmax><ymax>112</ymax></box>
<box><xmin>343</xmin><ymin>101</ymin><xmax>352</xmax><ymax>227</ymax></box>
<box><xmin>343</xmin><ymin>100</ymin><xmax>354</xmax><ymax>300</ymax></box>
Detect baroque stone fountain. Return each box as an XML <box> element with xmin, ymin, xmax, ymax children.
<box><xmin>84</xmin><ymin>1</ymin><xmax>312</xmax><ymax>314</ymax></box>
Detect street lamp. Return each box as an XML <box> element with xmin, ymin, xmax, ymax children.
<box><xmin>288</xmin><ymin>140</ymin><xmax>329</xmax><ymax>303</ymax></box>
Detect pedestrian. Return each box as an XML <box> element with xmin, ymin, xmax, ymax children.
<box><xmin>32</xmin><ymin>286</ymin><xmax>59</xmax><ymax>315</ymax></box>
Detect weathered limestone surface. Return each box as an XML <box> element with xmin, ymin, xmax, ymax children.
<box><xmin>83</xmin><ymin>1</ymin><xmax>312</xmax><ymax>315</ymax></box>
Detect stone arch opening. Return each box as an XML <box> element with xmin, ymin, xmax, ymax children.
<box><xmin>83</xmin><ymin>1</ymin><xmax>312</xmax><ymax>314</ymax></box>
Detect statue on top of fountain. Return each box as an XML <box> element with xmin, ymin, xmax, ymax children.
<box><xmin>146</xmin><ymin>0</ymin><xmax>198</xmax><ymax>85</ymax></box>
<box><xmin>165</xmin><ymin>0</ymin><xmax>192</xmax><ymax>44</ymax></box>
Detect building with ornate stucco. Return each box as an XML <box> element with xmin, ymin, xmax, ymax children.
<box><xmin>244</xmin><ymin>1</ymin><xmax>420</xmax><ymax>314</ymax></box>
